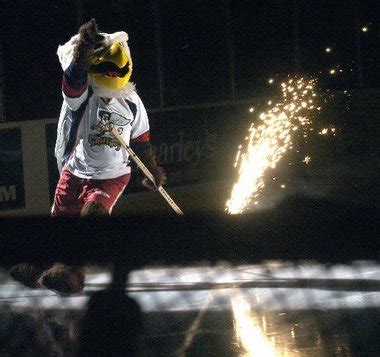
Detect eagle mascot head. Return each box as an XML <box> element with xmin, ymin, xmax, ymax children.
<box><xmin>57</xmin><ymin>20</ymin><xmax>135</xmax><ymax>98</ymax></box>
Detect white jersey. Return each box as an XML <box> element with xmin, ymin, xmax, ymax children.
<box><xmin>55</xmin><ymin>88</ymin><xmax>150</xmax><ymax>179</ymax></box>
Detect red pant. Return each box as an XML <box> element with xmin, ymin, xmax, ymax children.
<box><xmin>51</xmin><ymin>166</ymin><xmax>131</xmax><ymax>216</ymax></box>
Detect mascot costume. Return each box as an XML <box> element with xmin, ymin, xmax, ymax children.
<box><xmin>9</xmin><ymin>19</ymin><xmax>166</xmax><ymax>294</ymax></box>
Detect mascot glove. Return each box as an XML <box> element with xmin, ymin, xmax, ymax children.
<box><xmin>74</xmin><ymin>18</ymin><xmax>104</xmax><ymax>70</ymax></box>
<box><xmin>78</xmin><ymin>18</ymin><xmax>103</xmax><ymax>46</ymax></box>
<box><xmin>142</xmin><ymin>166</ymin><xmax>167</xmax><ymax>191</ymax></box>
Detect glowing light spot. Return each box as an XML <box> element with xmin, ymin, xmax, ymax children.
<box><xmin>268</xmin><ymin>78</ymin><xmax>274</xmax><ymax>84</ymax></box>
<box><xmin>249</xmin><ymin>107</ymin><xmax>254</xmax><ymax>113</ymax></box>
<box><xmin>362</xmin><ymin>26</ymin><xmax>368</xmax><ymax>32</ymax></box>
<box><xmin>330</xmin><ymin>69</ymin><xmax>336</xmax><ymax>75</ymax></box>
<box><xmin>325</xmin><ymin>47</ymin><xmax>332</xmax><ymax>53</ymax></box>
<box><xmin>303</xmin><ymin>156</ymin><xmax>311</xmax><ymax>165</ymax></box>
<box><xmin>319</xmin><ymin>128</ymin><xmax>328</xmax><ymax>135</ymax></box>
<box><xmin>281</xmin><ymin>184</ymin><xmax>286</xmax><ymax>188</ymax></box>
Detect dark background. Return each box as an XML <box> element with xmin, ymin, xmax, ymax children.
<box><xmin>0</xmin><ymin>0</ymin><xmax>378</xmax><ymax>121</ymax></box>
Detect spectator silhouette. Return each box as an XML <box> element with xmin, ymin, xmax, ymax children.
<box><xmin>77</xmin><ymin>262</ymin><xmax>142</xmax><ymax>356</ymax></box>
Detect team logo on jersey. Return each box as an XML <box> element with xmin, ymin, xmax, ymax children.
<box><xmin>89</xmin><ymin>109</ymin><xmax>132</xmax><ymax>149</ymax></box>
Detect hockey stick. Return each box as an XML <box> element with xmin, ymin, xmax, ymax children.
<box><xmin>111</xmin><ymin>127</ymin><xmax>184</xmax><ymax>215</ymax></box>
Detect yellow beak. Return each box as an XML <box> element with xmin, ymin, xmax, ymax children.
<box><xmin>88</xmin><ymin>42</ymin><xmax>132</xmax><ymax>90</ymax></box>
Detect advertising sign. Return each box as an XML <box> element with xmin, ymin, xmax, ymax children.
<box><xmin>127</xmin><ymin>104</ymin><xmax>249</xmax><ymax>193</ymax></box>
<box><xmin>0</xmin><ymin>128</ymin><xmax>25</xmax><ymax>210</ymax></box>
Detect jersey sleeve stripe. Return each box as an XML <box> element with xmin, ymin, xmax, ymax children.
<box><xmin>131</xmin><ymin>131</ymin><xmax>150</xmax><ymax>143</ymax></box>
<box><xmin>62</xmin><ymin>76</ymin><xmax>88</xmax><ymax>98</ymax></box>
<box><xmin>61</xmin><ymin>62</ymin><xmax>88</xmax><ymax>98</ymax></box>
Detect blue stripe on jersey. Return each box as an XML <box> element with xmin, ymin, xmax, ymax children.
<box><xmin>62</xmin><ymin>90</ymin><xmax>93</xmax><ymax>166</ymax></box>
<box><xmin>64</xmin><ymin>62</ymin><xmax>87</xmax><ymax>90</ymax></box>
<box><xmin>125</xmin><ymin>99</ymin><xmax>137</xmax><ymax>122</ymax></box>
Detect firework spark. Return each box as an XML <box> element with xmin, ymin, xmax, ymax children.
<box><xmin>226</xmin><ymin>78</ymin><xmax>318</xmax><ymax>214</ymax></box>
<box><xmin>303</xmin><ymin>155</ymin><xmax>312</xmax><ymax>165</ymax></box>
<box><xmin>319</xmin><ymin>126</ymin><xmax>336</xmax><ymax>136</ymax></box>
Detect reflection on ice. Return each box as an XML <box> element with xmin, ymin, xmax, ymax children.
<box><xmin>231</xmin><ymin>292</ymin><xmax>277</xmax><ymax>356</ymax></box>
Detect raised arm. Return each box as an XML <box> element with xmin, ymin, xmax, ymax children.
<box><xmin>62</xmin><ymin>19</ymin><xmax>103</xmax><ymax>110</ymax></box>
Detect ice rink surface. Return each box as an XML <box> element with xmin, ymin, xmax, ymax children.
<box><xmin>1</xmin><ymin>262</ymin><xmax>379</xmax><ymax>355</ymax></box>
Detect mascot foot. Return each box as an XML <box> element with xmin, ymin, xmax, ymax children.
<box><xmin>9</xmin><ymin>263</ymin><xmax>49</xmax><ymax>289</ymax></box>
<box><xmin>81</xmin><ymin>201</ymin><xmax>107</xmax><ymax>217</ymax></box>
<box><xmin>38</xmin><ymin>263</ymin><xmax>86</xmax><ymax>295</ymax></box>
